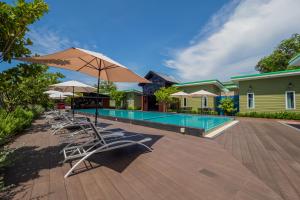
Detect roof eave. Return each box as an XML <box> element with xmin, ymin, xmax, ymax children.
<box><xmin>231</xmin><ymin>71</ymin><xmax>300</xmax><ymax>82</ymax></box>
<box><xmin>175</xmin><ymin>81</ymin><xmax>224</xmax><ymax>90</ymax></box>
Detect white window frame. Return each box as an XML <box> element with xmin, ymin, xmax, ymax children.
<box><xmin>182</xmin><ymin>97</ymin><xmax>187</xmax><ymax>107</ymax></box>
<box><xmin>202</xmin><ymin>96</ymin><xmax>208</xmax><ymax>108</ymax></box>
<box><xmin>285</xmin><ymin>91</ymin><xmax>296</xmax><ymax>110</ymax></box>
<box><xmin>247</xmin><ymin>93</ymin><xmax>255</xmax><ymax>109</ymax></box>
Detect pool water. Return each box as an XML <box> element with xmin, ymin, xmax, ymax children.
<box><xmin>76</xmin><ymin>109</ymin><xmax>232</xmax><ymax>131</ymax></box>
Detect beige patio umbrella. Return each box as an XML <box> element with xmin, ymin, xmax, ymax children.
<box><xmin>170</xmin><ymin>91</ymin><xmax>189</xmax><ymax>97</ymax></box>
<box><xmin>190</xmin><ymin>90</ymin><xmax>217</xmax><ymax>112</ymax></box>
<box><xmin>49</xmin><ymin>92</ymin><xmax>67</xmax><ymax>100</ymax></box>
<box><xmin>50</xmin><ymin>80</ymin><xmax>95</xmax><ymax>116</ymax></box>
<box><xmin>16</xmin><ymin>47</ymin><xmax>150</xmax><ymax>124</ymax></box>
<box><xmin>171</xmin><ymin>91</ymin><xmax>190</xmax><ymax>110</ymax></box>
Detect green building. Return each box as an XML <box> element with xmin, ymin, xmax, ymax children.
<box><xmin>174</xmin><ymin>80</ymin><xmax>226</xmax><ymax>112</ymax></box>
<box><xmin>232</xmin><ymin>69</ymin><xmax>300</xmax><ymax>113</ymax></box>
<box><xmin>123</xmin><ymin>89</ymin><xmax>142</xmax><ymax>110</ymax></box>
<box><xmin>110</xmin><ymin>89</ymin><xmax>142</xmax><ymax>110</ymax></box>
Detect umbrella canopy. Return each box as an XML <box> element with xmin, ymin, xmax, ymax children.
<box><xmin>171</xmin><ymin>91</ymin><xmax>189</xmax><ymax>97</ymax></box>
<box><xmin>189</xmin><ymin>90</ymin><xmax>217</xmax><ymax>97</ymax></box>
<box><xmin>49</xmin><ymin>80</ymin><xmax>96</xmax><ymax>93</ymax></box>
<box><xmin>16</xmin><ymin>47</ymin><xmax>150</xmax><ymax>124</ymax></box>
<box><xmin>49</xmin><ymin>80</ymin><xmax>94</xmax><ymax>116</ymax></box>
<box><xmin>43</xmin><ymin>90</ymin><xmax>61</xmax><ymax>94</ymax></box>
<box><xmin>17</xmin><ymin>47</ymin><xmax>150</xmax><ymax>83</ymax></box>
<box><xmin>49</xmin><ymin>93</ymin><xmax>67</xmax><ymax>99</ymax></box>
<box><xmin>62</xmin><ymin>92</ymin><xmax>77</xmax><ymax>96</ymax></box>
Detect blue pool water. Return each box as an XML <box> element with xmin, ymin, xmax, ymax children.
<box><xmin>76</xmin><ymin>109</ymin><xmax>232</xmax><ymax>131</ymax></box>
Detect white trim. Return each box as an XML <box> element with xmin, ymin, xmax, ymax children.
<box><xmin>175</xmin><ymin>81</ymin><xmax>224</xmax><ymax>90</ymax></box>
<box><xmin>278</xmin><ymin>121</ymin><xmax>300</xmax><ymax>132</ymax></box>
<box><xmin>285</xmin><ymin>91</ymin><xmax>296</xmax><ymax>110</ymax></box>
<box><xmin>202</xmin><ymin>96</ymin><xmax>208</xmax><ymax>108</ymax></box>
<box><xmin>204</xmin><ymin>120</ymin><xmax>239</xmax><ymax>138</ymax></box>
<box><xmin>247</xmin><ymin>93</ymin><xmax>255</xmax><ymax>109</ymax></box>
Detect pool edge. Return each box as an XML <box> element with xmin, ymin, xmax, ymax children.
<box><xmin>75</xmin><ymin>111</ymin><xmax>205</xmax><ymax>137</ymax></box>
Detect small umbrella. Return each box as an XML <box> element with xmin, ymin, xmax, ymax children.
<box><xmin>171</xmin><ymin>91</ymin><xmax>190</xmax><ymax>110</ymax></box>
<box><xmin>49</xmin><ymin>93</ymin><xmax>67</xmax><ymax>100</ymax></box>
<box><xmin>190</xmin><ymin>90</ymin><xmax>217</xmax><ymax>113</ymax></box>
<box><xmin>50</xmin><ymin>80</ymin><xmax>96</xmax><ymax>116</ymax></box>
<box><xmin>171</xmin><ymin>91</ymin><xmax>189</xmax><ymax>97</ymax></box>
<box><xmin>43</xmin><ymin>90</ymin><xmax>61</xmax><ymax>94</ymax></box>
<box><xmin>16</xmin><ymin>47</ymin><xmax>150</xmax><ymax>124</ymax></box>
<box><xmin>62</xmin><ymin>92</ymin><xmax>78</xmax><ymax>96</ymax></box>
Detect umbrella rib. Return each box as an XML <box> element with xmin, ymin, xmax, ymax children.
<box><xmin>77</xmin><ymin>57</ymin><xmax>98</xmax><ymax>70</ymax></box>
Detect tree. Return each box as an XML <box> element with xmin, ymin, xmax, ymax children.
<box><xmin>0</xmin><ymin>0</ymin><xmax>48</xmax><ymax>63</ymax></box>
<box><xmin>256</xmin><ymin>34</ymin><xmax>300</xmax><ymax>72</ymax></box>
<box><xmin>110</xmin><ymin>89</ymin><xmax>126</xmax><ymax>109</ymax></box>
<box><xmin>97</xmin><ymin>81</ymin><xmax>117</xmax><ymax>94</ymax></box>
<box><xmin>0</xmin><ymin>63</ymin><xmax>64</xmax><ymax>112</ymax></box>
<box><xmin>154</xmin><ymin>86</ymin><xmax>178</xmax><ymax>112</ymax></box>
<box><xmin>218</xmin><ymin>98</ymin><xmax>236</xmax><ymax>116</ymax></box>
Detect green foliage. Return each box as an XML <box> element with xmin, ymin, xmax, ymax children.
<box><xmin>0</xmin><ymin>107</ymin><xmax>36</xmax><ymax>145</ymax></box>
<box><xmin>0</xmin><ymin>0</ymin><xmax>48</xmax><ymax>63</ymax></box>
<box><xmin>237</xmin><ymin>112</ymin><xmax>300</xmax><ymax>120</ymax></box>
<box><xmin>97</xmin><ymin>81</ymin><xmax>117</xmax><ymax>94</ymax></box>
<box><xmin>0</xmin><ymin>63</ymin><xmax>64</xmax><ymax>112</ymax></box>
<box><xmin>256</xmin><ymin>34</ymin><xmax>300</xmax><ymax>72</ymax></box>
<box><xmin>218</xmin><ymin>98</ymin><xmax>236</xmax><ymax>115</ymax></box>
<box><xmin>154</xmin><ymin>86</ymin><xmax>179</xmax><ymax>103</ymax></box>
<box><xmin>154</xmin><ymin>87</ymin><xmax>179</xmax><ymax>112</ymax></box>
<box><xmin>110</xmin><ymin>89</ymin><xmax>126</xmax><ymax>109</ymax></box>
<box><xmin>0</xmin><ymin>147</ymin><xmax>14</xmax><ymax>190</ymax></box>
<box><xmin>0</xmin><ymin>106</ymin><xmax>44</xmax><ymax>190</ymax></box>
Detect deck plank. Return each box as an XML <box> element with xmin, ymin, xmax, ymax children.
<box><xmin>215</xmin><ymin>118</ymin><xmax>300</xmax><ymax>200</ymax></box>
<box><xmin>2</xmin><ymin>117</ymin><xmax>289</xmax><ymax>200</ymax></box>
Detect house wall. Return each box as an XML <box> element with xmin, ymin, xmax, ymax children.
<box><xmin>239</xmin><ymin>76</ymin><xmax>300</xmax><ymax>113</ymax></box>
<box><xmin>125</xmin><ymin>92</ymin><xmax>141</xmax><ymax>109</ymax></box>
<box><xmin>178</xmin><ymin>84</ymin><xmax>221</xmax><ymax>111</ymax></box>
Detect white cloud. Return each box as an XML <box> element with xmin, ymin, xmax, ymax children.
<box><xmin>166</xmin><ymin>0</ymin><xmax>300</xmax><ymax>81</ymax></box>
<box><xmin>27</xmin><ymin>27</ymin><xmax>80</xmax><ymax>55</ymax></box>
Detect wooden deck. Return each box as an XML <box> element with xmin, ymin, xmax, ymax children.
<box><xmin>214</xmin><ymin>118</ymin><xmax>300</xmax><ymax>200</ymax></box>
<box><xmin>2</xmin><ymin>116</ymin><xmax>298</xmax><ymax>200</ymax></box>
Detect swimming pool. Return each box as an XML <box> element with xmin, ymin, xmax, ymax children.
<box><xmin>76</xmin><ymin>108</ymin><xmax>232</xmax><ymax>131</ymax></box>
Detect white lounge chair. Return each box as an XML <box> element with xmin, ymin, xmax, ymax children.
<box><xmin>63</xmin><ymin>122</ymin><xmax>152</xmax><ymax>178</ymax></box>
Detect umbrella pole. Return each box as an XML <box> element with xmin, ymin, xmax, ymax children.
<box><xmin>72</xmin><ymin>86</ymin><xmax>75</xmax><ymax>118</ymax></box>
<box><xmin>95</xmin><ymin>68</ymin><xmax>101</xmax><ymax>125</ymax></box>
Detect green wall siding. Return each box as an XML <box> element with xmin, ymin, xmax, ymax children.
<box><xmin>178</xmin><ymin>84</ymin><xmax>221</xmax><ymax>111</ymax></box>
<box><xmin>239</xmin><ymin>76</ymin><xmax>300</xmax><ymax>113</ymax></box>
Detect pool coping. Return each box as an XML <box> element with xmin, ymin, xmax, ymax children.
<box><xmin>75</xmin><ymin>110</ymin><xmax>205</xmax><ymax>137</ymax></box>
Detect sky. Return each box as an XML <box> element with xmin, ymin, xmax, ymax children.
<box><xmin>1</xmin><ymin>0</ymin><xmax>300</xmax><ymax>89</ymax></box>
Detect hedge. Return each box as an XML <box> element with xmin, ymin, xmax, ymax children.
<box><xmin>0</xmin><ymin>105</ymin><xmax>44</xmax><ymax>190</ymax></box>
<box><xmin>237</xmin><ymin>112</ymin><xmax>300</xmax><ymax>120</ymax></box>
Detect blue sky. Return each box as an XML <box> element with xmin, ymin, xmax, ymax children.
<box><xmin>1</xmin><ymin>0</ymin><xmax>300</xmax><ymax>89</ymax></box>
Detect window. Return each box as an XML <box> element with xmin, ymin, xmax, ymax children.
<box><xmin>183</xmin><ymin>98</ymin><xmax>187</xmax><ymax>107</ymax></box>
<box><xmin>247</xmin><ymin>93</ymin><xmax>255</xmax><ymax>109</ymax></box>
<box><xmin>202</xmin><ymin>96</ymin><xmax>208</xmax><ymax>108</ymax></box>
<box><xmin>286</xmin><ymin>91</ymin><xmax>296</xmax><ymax>109</ymax></box>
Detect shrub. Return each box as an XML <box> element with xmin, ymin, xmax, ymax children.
<box><xmin>0</xmin><ymin>106</ymin><xmax>44</xmax><ymax>190</ymax></box>
<box><xmin>237</xmin><ymin>112</ymin><xmax>300</xmax><ymax>120</ymax></box>
<box><xmin>218</xmin><ymin>98</ymin><xmax>236</xmax><ymax>115</ymax></box>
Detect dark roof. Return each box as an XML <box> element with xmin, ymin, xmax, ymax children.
<box><xmin>142</xmin><ymin>70</ymin><xmax>179</xmax><ymax>84</ymax></box>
